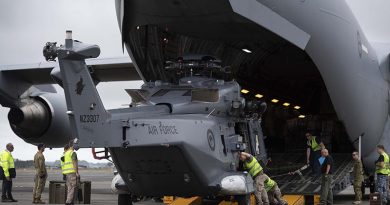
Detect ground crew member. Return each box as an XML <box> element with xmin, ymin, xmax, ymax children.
<box><xmin>239</xmin><ymin>152</ymin><xmax>269</xmax><ymax>205</ymax></box>
<box><xmin>64</xmin><ymin>141</ymin><xmax>79</xmax><ymax>205</ymax></box>
<box><xmin>263</xmin><ymin>174</ymin><xmax>287</xmax><ymax>205</ymax></box>
<box><xmin>61</xmin><ymin>144</ymin><xmax>70</xmax><ymax>181</ymax></box>
<box><xmin>33</xmin><ymin>143</ymin><xmax>47</xmax><ymax>204</ymax></box>
<box><xmin>352</xmin><ymin>151</ymin><xmax>364</xmax><ymax>204</ymax></box>
<box><xmin>319</xmin><ymin>149</ymin><xmax>333</xmax><ymax>205</ymax></box>
<box><xmin>0</xmin><ymin>143</ymin><xmax>17</xmax><ymax>202</ymax></box>
<box><xmin>375</xmin><ymin>145</ymin><xmax>389</xmax><ymax>205</ymax></box>
<box><xmin>306</xmin><ymin>132</ymin><xmax>325</xmax><ymax>175</ymax></box>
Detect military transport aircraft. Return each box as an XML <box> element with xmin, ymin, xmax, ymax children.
<box><xmin>1</xmin><ymin>0</ymin><xmax>390</xmax><ymax>204</ymax></box>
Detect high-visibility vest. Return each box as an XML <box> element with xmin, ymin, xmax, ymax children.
<box><xmin>60</xmin><ymin>153</ymin><xmax>65</xmax><ymax>174</ymax></box>
<box><xmin>264</xmin><ymin>177</ymin><xmax>276</xmax><ymax>192</ymax></box>
<box><xmin>376</xmin><ymin>152</ymin><xmax>390</xmax><ymax>175</ymax></box>
<box><xmin>243</xmin><ymin>156</ymin><xmax>263</xmax><ymax>178</ymax></box>
<box><xmin>308</xmin><ymin>136</ymin><xmax>322</xmax><ymax>152</ymax></box>
<box><xmin>0</xmin><ymin>150</ymin><xmax>15</xmax><ymax>177</ymax></box>
<box><xmin>63</xmin><ymin>150</ymin><xmax>76</xmax><ymax>175</ymax></box>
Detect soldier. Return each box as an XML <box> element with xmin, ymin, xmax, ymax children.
<box><xmin>319</xmin><ymin>149</ymin><xmax>333</xmax><ymax>205</ymax></box>
<box><xmin>33</xmin><ymin>143</ymin><xmax>47</xmax><ymax>204</ymax></box>
<box><xmin>239</xmin><ymin>152</ymin><xmax>269</xmax><ymax>205</ymax></box>
<box><xmin>375</xmin><ymin>145</ymin><xmax>389</xmax><ymax>205</ymax></box>
<box><xmin>351</xmin><ymin>151</ymin><xmax>364</xmax><ymax>204</ymax></box>
<box><xmin>63</xmin><ymin>140</ymin><xmax>80</xmax><ymax>205</ymax></box>
<box><xmin>61</xmin><ymin>144</ymin><xmax>70</xmax><ymax>181</ymax></box>
<box><xmin>263</xmin><ymin>174</ymin><xmax>287</xmax><ymax>205</ymax></box>
<box><xmin>0</xmin><ymin>143</ymin><xmax>17</xmax><ymax>202</ymax></box>
<box><xmin>351</xmin><ymin>152</ymin><xmax>364</xmax><ymax>204</ymax></box>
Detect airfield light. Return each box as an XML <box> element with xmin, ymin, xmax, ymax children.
<box><xmin>294</xmin><ymin>106</ymin><xmax>301</xmax><ymax>110</ymax></box>
<box><xmin>136</xmin><ymin>26</ymin><xmax>140</xmax><ymax>30</ymax></box>
<box><xmin>283</xmin><ymin>102</ymin><xmax>290</xmax><ymax>107</ymax></box>
<box><xmin>242</xmin><ymin>48</ymin><xmax>252</xmax><ymax>53</ymax></box>
<box><xmin>241</xmin><ymin>89</ymin><xmax>250</xmax><ymax>94</ymax></box>
<box><xmin>271</xmin><ymin>99</ymin><xmax>279</xmax><ymax>103</ymax></box>
<box><xmin>255</xmin><ymin>94</ymin><xmax>263</xmax><ymax>99</ymax></box>
<box><xmin>298</xmin><ymin>115</ymin><xmax>306</xmax><ymax>119</ymax></box>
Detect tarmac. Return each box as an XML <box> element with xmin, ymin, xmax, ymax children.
<box><xmin>3</xmin><ymin>169</ymin><xmax>371</xmax><ymax>205</ymax></box>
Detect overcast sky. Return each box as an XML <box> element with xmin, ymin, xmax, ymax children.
<box><xmin>0</xmin><ymin>0</ymin><xmax>389</xmax><ymax>162</ymax></box>
<box><xmin>0</xmin><ymin>0</ymin><xmax>142</xmax><ymax>162</ymax></box>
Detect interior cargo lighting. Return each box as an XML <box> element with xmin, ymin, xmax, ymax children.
<box><xmin>241</xmin><ymin>89</ymin><xmax>249</xmax><ymax>94</ymax></box>
<box><xmin>298</xmin><ymin>115</ymin><xmax>306</xmax><ymax>119</ymax></box>
<box><xmin>283</xmin><ymin>102</ymin><xmax>290</xmax><ymax>107</ymax></box>
<box><xmin>242</xmin><ymin>48</ymin><xmax>252</xmax><ymax>53</ymax></box>
<box><xmin>271</xmin><ymin>99</ymin><xmax>279</xmax><ymax>103</ymax></box>
<box><xmin>294</xmin><ymin>106</ymin><xmax>301</xmax><ymax>110</ymax></box>
<box><xmin>255</xmin><ymin>94</ymin><xmax>263</xmax><ymax>99</ymax></box>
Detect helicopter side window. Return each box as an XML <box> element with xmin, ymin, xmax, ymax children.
<box><xmin>152</xmin><ymin>89</ymin><xmax>192</xmax><ymax>97</ymax></box>
<box><xmin>152</xmin><ymin>89</ymin><xmax>170</xmax><ymax>97</ymax></box>
<box><xmin>191</xmin><ymin>89</ymin><xmax>219</xmax><ymax>103</ymax></box>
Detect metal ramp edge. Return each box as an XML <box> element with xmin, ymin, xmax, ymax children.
<box><xmin>266</xmin><ymin>153</ymin><xmax>354</xmax><ymax>195</ymax></box>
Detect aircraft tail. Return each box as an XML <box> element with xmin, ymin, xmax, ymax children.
<box><xmin>48</xmin><ymin>31</ymin><xmax>109</xmax><ymax>142</ymax></box>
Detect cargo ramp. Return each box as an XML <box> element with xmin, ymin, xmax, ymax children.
<box><xmin>266</xmin><ymin>153</ymin><xmax>354</xmax><ymax>195</ymax></box>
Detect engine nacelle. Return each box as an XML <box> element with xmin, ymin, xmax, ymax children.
<box><xmin>8</xmin><ymin>93</ymin><xmax>71</xmax><ymax>147</ymax></box>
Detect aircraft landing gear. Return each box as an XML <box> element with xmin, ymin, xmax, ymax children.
<box><xmin>118</xmin><ymin>194</ymin><xmax>132</xmax><ymax>205</ymax></box>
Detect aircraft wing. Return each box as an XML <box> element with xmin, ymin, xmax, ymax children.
<box><xmin>0</xmin><ymin>57</ymin><xmax>141</xmax><ymax>107</ymax></box>
<box><xmin>0</xmin><ymin>56</ymin><xmax>141</xmax><ymax>85</ymax></box>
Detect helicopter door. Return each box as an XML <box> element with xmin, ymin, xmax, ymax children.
<box><xmin>247</xmin><ymin>120</ymin><xmax>267</xmax><ymax>164</ymax></box>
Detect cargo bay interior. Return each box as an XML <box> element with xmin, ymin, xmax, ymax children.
<box><xmin>124</xmin><ymin>24</ymin><xmax>354</xmax><ymax>159</ymax></box>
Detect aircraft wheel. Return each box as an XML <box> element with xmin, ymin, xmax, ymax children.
<box><xmin>118</xmin><ymin>194</ymin><xmax>132</xmax><ymax>205</ymax></box>
<box><xmin>236</xmin><ymin>194</ymin><xmax>250</xmax><ymax>205</ymax></box>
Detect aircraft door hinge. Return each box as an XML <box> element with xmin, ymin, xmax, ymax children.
<box><xmin>121</xmin><ymin>120</ymin><xmax>130</xmax><ymax>148</ymax></box>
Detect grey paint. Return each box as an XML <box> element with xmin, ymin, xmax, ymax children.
<box><xmin>0</xmin><ymin>57</ymin><xmax>140</xmax><ymax>146</ymax></box>
<box><xmin>229</xmin><ymin>0</ymin><xmax>311</xmax><ymax>49</ymax></box>
<box><xmin>0</xmin><ymin>0</ymin><xmax>389</xmax><ymax>198</ymax></box>
<box><xmin>48</xmin><ymin>36</ymin><xmax>266</xmax><ymax>196</ymax></box>
<box><xmin>117</xmin><ymin>0</ymin><xmax>390</xmax><ymax>172</ymax></box>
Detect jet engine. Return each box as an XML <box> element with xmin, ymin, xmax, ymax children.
<box><xmin>7</xmin><ymin>92</ymin><xmax>71</xmax><ymax>147</ymax></box>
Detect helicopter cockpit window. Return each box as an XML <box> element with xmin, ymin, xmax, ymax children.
<box><xmin>191</xmin><ymin>89</ymin><xmax>219</xmax><ymax>103</ymax></box>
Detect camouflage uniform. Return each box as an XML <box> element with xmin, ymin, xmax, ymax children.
<box><xmin>33</xmin><ymin>151</ymin><xmax>47</xmax><ymax>203</ymax></box>
<box><xmin>353</xmin><ymin>159</ymin><xmax>363</xmax><ymax>202</ymax></box>
<box><xmin>267</xmin><ymin>185</ymin><xmax>287</xmax><ymax>205</ymax></box>
<box><xmin>254</xmin><ymin>173</ymin><xmax>269</xmax><ymax>205</ymax></box>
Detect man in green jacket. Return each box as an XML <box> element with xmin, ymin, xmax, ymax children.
<box><xmin>64</xmin><ymin>141</ymin><xmax>80</xmax><ymax>205</ymax></box>
<box><xmin>240</xmin><ymin>152</ymin><xmax>269</xmax><ymax>205</ymax></box>
<box><xmin>263</xmin><ymin>174</ymin><xmax>287</xmax><ymax>205</ymax></box>
<box><xmin>352</xmin><ymin>151</ymin><xmax>363</xmax><ymax>204</ymax></box>
<box><xmin>0</xmin><ymin>143</ymin><xmax>17</xmax><ymax>202</ymax></box>
<box><xmin>375</xmin><ymin>145</ymin><xmax>389</xmax><ymax>205</ymax></box>
<box><xmin>306</xmin><ymin>132</ymin><xmax>325</xmax><ymax>175</ymax></box>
